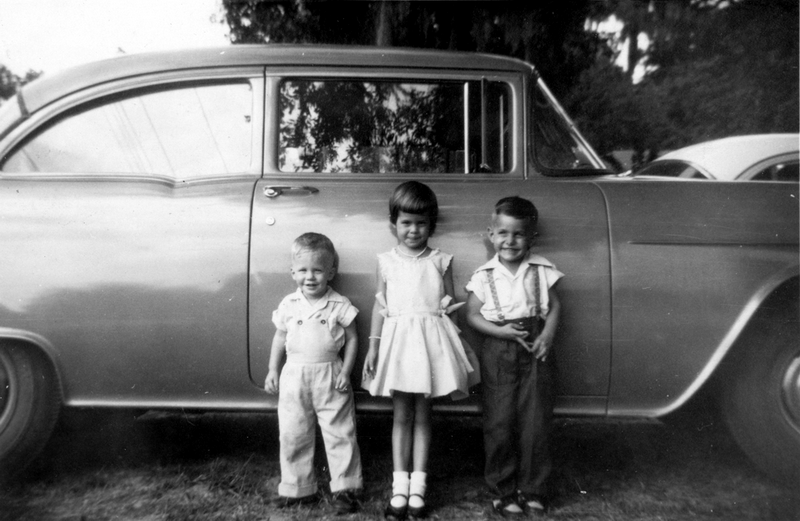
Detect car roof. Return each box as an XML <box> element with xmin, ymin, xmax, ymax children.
<box><xmin>655</xmin><ymin>134</ymin><xmax>799</xmax><ymax>180</ymax></box>
<box><xmin>18</xmin><ymin>44</ymin><xmax>533</xmax><ymax>116</ymax></box>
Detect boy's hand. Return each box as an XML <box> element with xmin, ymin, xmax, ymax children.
<box><xmin>529</xmin><ymin>332</ymin><xmax>553</xmax><ymax>360</ymax></box>
<box><xmin>334</xmin><ymin>369</ymin><xmax>351</xmax><ymax>393</ymax></box>
<box><xmin>497</xmin><ymin>322</ymin><xmax>530</xmax><ymax>349</ymax></box>
<box><xmin>264</xmin><ymin>370</ymin><xmax>280</xmax><ymax>394</ymax></box>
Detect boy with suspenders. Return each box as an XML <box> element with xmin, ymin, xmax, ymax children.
<box><xmin>466</xmin><ymin>196</ymin><xmax>563</xmax><ymax>517</ymax></box>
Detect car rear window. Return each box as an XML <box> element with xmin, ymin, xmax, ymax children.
<box><xmin>750</xmin><ymin>160</ymin><xmax>799</xmax><ymax>182</ymax></box>
<box><xmin>1</xmin><ymin>82</ymin><xmax>254</xmax><ymax>179</ymax></box>
<box><xmin>279</xmin><ymin>79</ymin><xmax>512</xmax><ymax>174</ymax></box>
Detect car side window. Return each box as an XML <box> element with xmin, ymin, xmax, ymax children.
<box><xmin>750</xmin><ymin>160</ymin><xmax>799</xmax><ymax>182</ymax></box>
<box><xmin>279</xmin><ymin>79</ymin><xmax>512</xmax><ymax>174</ymax></box>
<box><xmin>2</xmin><ymin>82</ymin><xmax>254</xmax><ymax>179</ymax></box>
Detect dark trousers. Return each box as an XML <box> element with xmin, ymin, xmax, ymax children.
<box><xmin>481</xmin><ymin>317</ymin><xmax>554</xmax><ymax>498</ymax></box>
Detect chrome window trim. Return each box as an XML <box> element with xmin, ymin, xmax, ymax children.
<box><xmin>262</xmin><ymin>68</ymin><xmax>524</xmax><ymax>178</ymax></box>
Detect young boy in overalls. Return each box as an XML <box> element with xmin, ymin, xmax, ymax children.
<box><xmin>466</xmin><ymin>197</ymin><xmax>563</xmax><ymax>517</ymax></box>
<box><xmin>264</xmin><ymin>232</ymin><xmax>363</xmax><ymax>514</ymax></box>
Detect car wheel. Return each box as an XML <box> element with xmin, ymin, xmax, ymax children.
<box><xmin>720</xmin><ymin>290</ymin><xmax>800</xmax><ymax>486</ymax></box>
<box><xmin>0</xmin><ymin>342</ymin><xmax>61</xmax><ymax>484</ymax></box>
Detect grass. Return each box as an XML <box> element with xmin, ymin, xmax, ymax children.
<box><xmin>1</xmin><ymin>408</ymin><xmax>797</xmax><ymax>520</ymax></box>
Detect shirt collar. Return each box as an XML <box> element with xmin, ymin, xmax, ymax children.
<box><xmin>474</xmin><ymin>251</ymin><xmax>554</xmax><ymax>274</ymax></box>
<box><xmin>288</xmin><ymin>287</ymin><xmax>343</xmax><ymax>309</ymax></box>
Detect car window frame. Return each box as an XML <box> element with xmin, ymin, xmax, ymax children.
<box><xmin>0</xmin><ymin>67</ymin><xmax>265</xmax><ymax>186</ymax></box>
<box><xmin>262</xmin><ymin>67</ymin><xmax>525</xmax><ymax>180</ymax></box>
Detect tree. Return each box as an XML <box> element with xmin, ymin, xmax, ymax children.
<box><xmin>0</xmin><ymin>65</ymin><xmax>41</xmax><ymax>106</ymax></box>
<box><xmin>643</xmin><ymin>0</ymin><xmax>799</xmax><ymax>147</ymax></box>
<box><xmin>564</xmin><ymin>59</ymin><xmax>669</xmax><ymax>165</ymax></box>
<box><xmin>220</xmin><ymin>1</ymin><xmax>603</xmax><ymax>98</ymax></box>
<box><xmin>591</xmin><ymin>0</ymin><xmax>799</xmax><ymax>150</ymax></box>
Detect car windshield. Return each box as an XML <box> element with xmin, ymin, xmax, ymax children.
<box><xmin>531</xmin><ymin>79</ymin><xmax>605</xmax><ymax>174</ymax></box>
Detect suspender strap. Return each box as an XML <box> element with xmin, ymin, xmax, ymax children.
<box><xmin>485</xmin><ymin>268</ymin><xmax>505</xmax><ymax>321</ymax></box>
<box><xmin>485</xmin><ymin>265</ymin><xmax>542</xmax><ymax>321</ymax></box>
<box><xmin>533</xmin><ymin>265</ymin><xmax>541</xmax><ymax>318</ymax></box>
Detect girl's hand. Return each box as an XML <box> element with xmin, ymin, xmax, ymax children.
<box><xmin>334</xmin><ymin>368</ymin><xmax>351</xmax><ymax>393</ymax></box>
<box><xmin>363</xmin><ymin>346</ymin><xmax>378</xmax><ymax>380</ymax></box>
<box><xmin>264</xmin><ymin>370</ymin><xmax>280</xmax><ymax>394</ymax></box>
<box><xmin>497</xmin><ymin>322</ymin><xmax>530</xmax><ymax>349</ymax></box>
<box><xmin>529</xmin><ymin>332</ymin><xmax>553</xmax><ymax>360</ymax></box>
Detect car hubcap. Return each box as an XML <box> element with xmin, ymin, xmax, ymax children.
<box><xmin>781</xmin><ymin>353</ymin><xmax>800</xmax><ymax>435</ymax></box>
<box><xmin>0</xmin><ymin>349</ymin><xmax>17</xmax><ymax>435</ymax></box>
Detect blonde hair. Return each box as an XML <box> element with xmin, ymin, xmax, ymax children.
<box><xmin>291</xmin><ymin>232</ymin><xmax>338</xmax><ymax>269</ymax></box>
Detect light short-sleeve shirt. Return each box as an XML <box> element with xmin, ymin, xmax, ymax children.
<box><xmin>272</xmin><ymin>288</ymin><xmax>358</xmax><ymax>360</ymax></box>
<box><xmin>466</xmin><ymin>252</ymin><xmax>564</xmax><ymax>322</ymax></box>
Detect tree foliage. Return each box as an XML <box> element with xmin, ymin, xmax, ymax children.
<box><xmin>0</xmin><ymin>65</ymin><xmax>40</xmax><ymax>106</ymax></box>
<box><xmin>221</xmin><ymin>0</ymin><xmax>603</xmax><ymax>97</ymax></box>
<box><xmin>220</xmin><ymin>0</ymin><xmax>798</xmax><ymax>164</ymax></box>
<box><xmin>588</xmin><ymin>0</ymin><xmax>799</xmax><ymax>155</ymax></box>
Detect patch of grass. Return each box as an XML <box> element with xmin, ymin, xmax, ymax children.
<box><xmin>2</xmin><ymin>411</ymin><xmax>798</xmax><ymax>520</ymax></box>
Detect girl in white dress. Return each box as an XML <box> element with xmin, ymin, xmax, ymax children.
<box><xmin>363</xmin><ymin>181</ymin><xmax>475</xmax><ymax>519</ymax></box>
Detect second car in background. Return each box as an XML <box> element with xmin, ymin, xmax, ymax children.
<box><xmin>627</xmin><ymin>134</ymin><xmax>799</xmax><ymax>181</ymax></box>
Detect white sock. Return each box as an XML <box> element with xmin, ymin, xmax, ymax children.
<box><xmin>409</xmin><ymin>471</ymin><xmax>427</xmax><ymax>508</ymax></box>
<box><xmin>390</xmin><ymin>471</ymin><xmax>409</xmax><ymax>508</ymax></box>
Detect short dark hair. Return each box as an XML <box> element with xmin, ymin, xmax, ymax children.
<box><xmin>493</xmin><ymin>196</ymin><xmax>538</xmax><ymax>229</ymax></box>
<box><xmin>389</xmin><ymin>181</ymin><xmax>439</xmax><ymax>235</ymax></box>
<box><xmin>292</xmin><ymin>232</ymin><xmax>338</xmax><ymax>269</ymax></box>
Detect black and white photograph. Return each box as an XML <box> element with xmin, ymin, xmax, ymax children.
<box><xmin>0</xmin><ymin>1</ymin><xmax>797</xmax><ymax>519</ymax></box>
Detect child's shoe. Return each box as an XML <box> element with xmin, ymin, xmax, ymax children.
<box><xmin>385</xmin><ymin>471</ymin><xmax>410</xmax><ymax>520</ymax></box>
<box><xmin>491</xmin><ymin>495</ymin><xmax>524</xmax><ymax>518</ymax></box>
<box><xmin>515</xmin><ymin>490</ymin><xmax>546</xmax><ymax>514</ymax></box>
<box><xmin>407</xmin><ymin>470</ymin><xmax>428</xmax><ymax>518</ymax></box>
<box><xmin>331</xmin><ymin>489</ymin><xmax>359</xmax><ymax>514</ymax></box>
<box><xmin>274</xmin><ymin>493</ymin><xmax>319</xmax><ymax>508</ymax></box>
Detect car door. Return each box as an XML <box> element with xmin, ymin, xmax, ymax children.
<box><xmin>248</xmin><ymin>70</ymin><xmax>611</xmax><ymax>414</ymax></box>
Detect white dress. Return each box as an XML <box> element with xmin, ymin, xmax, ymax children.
<box><xmin>365</xmin><ymin>248</ymin><xmax>475</xmax><ymax>400</ymax></box>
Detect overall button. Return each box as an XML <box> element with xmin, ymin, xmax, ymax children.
<box><xmin>297</xmin><ymin>320</ymin><xmax>303</xmax><ymax>325</ymax></box>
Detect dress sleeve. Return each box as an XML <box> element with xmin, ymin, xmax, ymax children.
<box><xmin>376</xmin><ymin>252</ymin><xmax>389</xmax><ymax>282</ymax></box>
<box><xmin>436</xmin><ymin>250</ymin><xmax>454</xmax><ymax>275</ymax></box>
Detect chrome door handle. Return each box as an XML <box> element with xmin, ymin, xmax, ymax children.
<box><xmin>264</xmin><ymin>185</ymin><xmax>319</xmax><ymax>198</ymax></box>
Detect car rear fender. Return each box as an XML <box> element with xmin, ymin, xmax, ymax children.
<box><xmin>664</xmin><ymin>267</ymin><xmax>800</xmax><ymax>416</ymax></box>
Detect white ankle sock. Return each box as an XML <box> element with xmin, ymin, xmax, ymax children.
<box><xmin>390</xmin><ymin>471</ymin><xmax>409</xmax><ymax>508</ymax></box>
<box><xmin>408</xmin><ymin>471</ymin><xmax>427</xmax><ymax>508</ymax></box>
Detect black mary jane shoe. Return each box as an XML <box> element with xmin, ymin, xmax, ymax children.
<box><xmin>407</xmin><ymin>494</ymin><xmax>428</xmax><ymax>519</ymax></box>
<box><xmin>384</xmin><ymin>494</ymin><xmax>408</xmax><ymax>520</ymax></box>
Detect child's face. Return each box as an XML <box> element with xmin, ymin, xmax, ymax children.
<box><xmin>291</xmin><ymin>250</ymin><xmax>335</xmax><ymax>300</ymax></box>
<box><xmin>489</xmin><ymin>213</ymin><xmax>535</xmax><ymax>269</ymax></box>
<box><xmin>393</xmin><ymin>211</ymin><xmax>431</xmax><ymax>253</ymax></box>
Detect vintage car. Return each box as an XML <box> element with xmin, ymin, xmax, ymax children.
<box><xmin>627</xmin><ymin>134</ymin><xmax>799</xmax><ymax>181</ymax></box>
<box><xmin>0</xmin><ymin>45</ymin><xmax>797</xmax><ymax>486</ymax></box>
